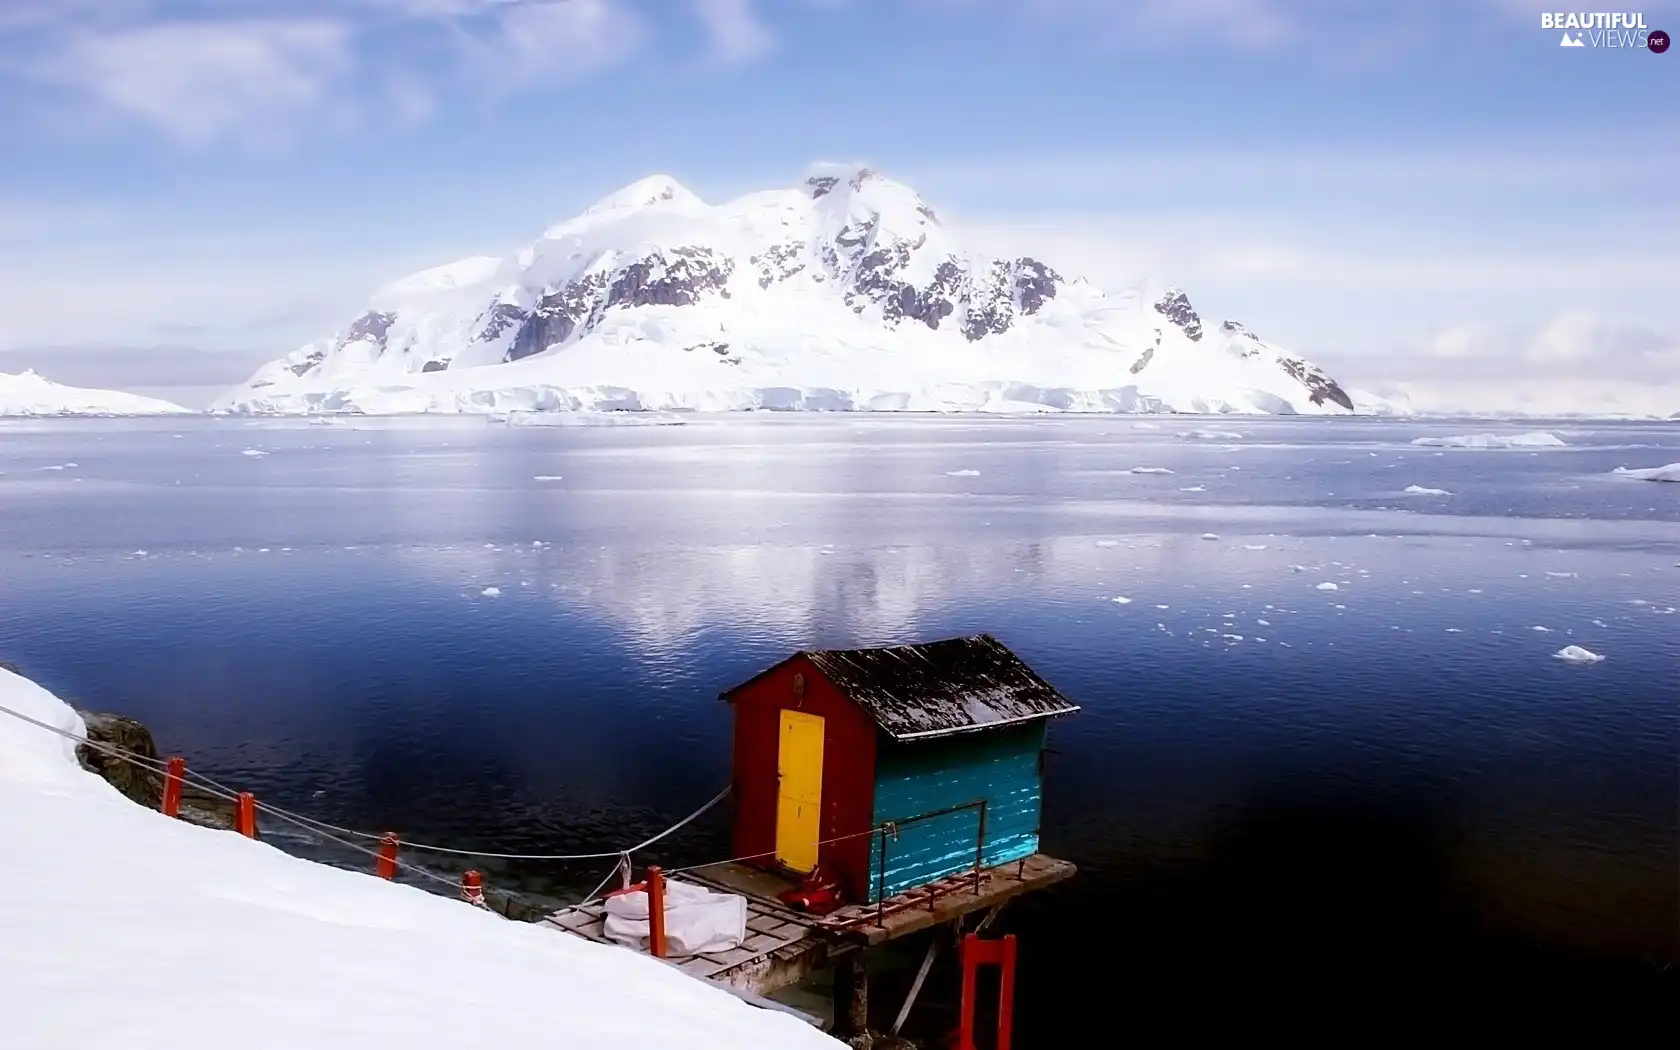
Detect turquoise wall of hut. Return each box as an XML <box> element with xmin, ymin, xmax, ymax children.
<box><xmin>865</xmin><ymin>722</ymin><xmax>1046</xmax><ymax>901</ymax></box>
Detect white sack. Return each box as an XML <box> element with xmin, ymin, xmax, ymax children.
<box><xmin>603</xmin><ymin>880</ymin><xmax>748</xmax><ymax>956</ymax></box>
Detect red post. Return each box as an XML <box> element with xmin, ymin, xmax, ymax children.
<box><xmin>646</xmin><ymin>865</ymin><xmax>667</xmax><ymax>958</ymax></box>
<box><xmin>233</xmin><ymin>792</ymin><xmax>258</xmax><ymax>838</ymax></box>
<box><xmin>376</xmin><ymin>833</ymin><xmax>400</xmax><ymax>879</ymax></box>
<box><xmin>160</xmin><ymin>756</ymin><xmax>185</xmax><ymax>818</ymax></box>
<box><xmin>461</xmin><ymin>869</ymin><xmax>486</xmax><ymax>906</ymax></box>
<box><xmin>996</xmin><ymin>935</ymin><xmax>1017</xmax><ymax>1050</ymax></box>
<box><xmin>957</xmin><ymin>933</ymin><xmax>1018</xmax><ymax>1050</ymax></box>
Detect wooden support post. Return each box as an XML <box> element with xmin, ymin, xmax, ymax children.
<box><xmin>461</xmin><ymin>869</ymin><xmax>486</xmax><ymax>906</ymax></box>
<box><xmin>832</xmin><ymin>955</ymin><xmax>868</xmax><ymax>1038</ymax></box>
<box><xmin>375</xmin><ymin>833</ymin><xmax>400</xmax><ymax>879</ymax></box>
<box><xmin>233</xmin><ymin>792</ymin><xmax>258</xmax><ymax>838</ymax></box>
<box><xmin>160</xmin><ymin>756</ymin><xmax>185</xmax><ymax>818</ymax></box>
<box><xmin>890</xmin><ymin>936</ymin><xmax>939</xmax><ymax>1036</ymax></box>
<box><xmin>646</xmin><ymin>865</ymin><xmax>667</xmax><ymax>958</ymax></box>
<box><xmin>957</xmin><ymin>933</ymin><xmax>1018</xmax><ymax>1050</ymax></box>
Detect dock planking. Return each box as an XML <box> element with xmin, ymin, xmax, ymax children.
<box><xmin>539</xmin><ymin>853</ymin><xmax>1074</xmax><ymax>996</ymax></box>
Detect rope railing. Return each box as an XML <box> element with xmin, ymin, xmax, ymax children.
<box><xmin>0</xmin><ymin>699</ymin><xmax>729</xmax><ymax>896</ymax></box>
<box><xmin>0</xmin><ymin>699</ymin><xmax>998</xmax><ymax>928</ymax></box>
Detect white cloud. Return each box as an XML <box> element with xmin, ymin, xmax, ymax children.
<box><xmin>0</xmin><ymin>1</ymin><xmax>676</xmax><ymax>142</ymax></box>
<box><xmin>691</xmin><ymin>0</ymin><xmax>775</xmax><ymax>63</ymax></box>
<box><xmin>1027</xmin><ymin>0</ymin><xmax>1296</xmax><ymax>50</ymax></box>
<box><xmin>465</xmin><ymin>0</ymin><xmax>645</xmax><ymax>86</ymax></box>
<box><xmin>1321</xmin><ymin>313</ymin><xmax>1680</xmax><ymax>417</ymax></box>
<box><xmin>1397</xmin><ymin>314</ymin><xmax>1679</xmax><ymax>381</ymax></box>
<box><xmin>31</xmin><ymin>20</ymin><xmax>353</xmax><ymax>143</ymax></box>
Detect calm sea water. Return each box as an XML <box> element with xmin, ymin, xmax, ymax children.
<box><xmin>2</xmin><ymin>414</ymin><xmax>1675</xmax><ymax>1035</ymax></box>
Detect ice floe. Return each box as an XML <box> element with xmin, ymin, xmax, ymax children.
<box><xmin>1553</xmin><ymin>645</ymin><xmax>1604</xmax><ymax>663</ymax></box>
<box><xmin>1410</xmin><ymin>431</ymin><xmax>1565</xmax><ymax>449</ymax></box>
<box><xmin>1611</xmin><ymin>462</ymin><xmax>1680</xmax><ymax>482</ymax></box>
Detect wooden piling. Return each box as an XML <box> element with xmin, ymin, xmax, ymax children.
<box><xmin>461</xmin><ymin>869</ymin><xmax>486</xmax><ymax>906</ymax></box>
<box><xmin>233</xmin><ymin>792</ymin><xmax>258</xmax><ymax>838</ymax></box>
<box><xmin>646</xmin><ymin>865</ymin><xmax>667</xmax><ymax>958</ymax></box>
<box><xmin>160</xmin><ymin>756</ymin><xmax>185</xmax><ymax>818</ymax></box>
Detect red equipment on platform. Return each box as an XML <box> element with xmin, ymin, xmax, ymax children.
<box><xmin>375</xmin><ymin>833</ymin><xmax>400</xmax><ymax>879</ymax></box>
<box><xmin>956</xmin><ymin>933</ymin><xmax>1017</xmax><ymax>1050</ymax></box>
<box><xmin>777</xmin><ymin>865</ymin><xmax>845</xmax><ymax>915</ymax></box>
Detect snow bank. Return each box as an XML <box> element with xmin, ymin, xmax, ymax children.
<box><xmin>1611</xmin><ymin>462</ymin><xmax>1680</xmax><ymax>482</ymax></box>
<box><xmin>0</xmin><ymin>667</ymin><xmax>834</xmax><ymax>1049</ymax></box>
<box><xmin>1409</xmin><ymin>431</ymin><xmax>1566</xmax><ymax>449</ymax></box>
<box><xmin>0</xmin><ymin>369</ymin><xmax>189</xmax><ymax>417</ymax></box>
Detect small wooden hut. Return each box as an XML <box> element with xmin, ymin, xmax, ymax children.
<box><xmin>721</xmin><ymin>634</ymin><xmax>1078</xmax><ymax>905</ymax></box>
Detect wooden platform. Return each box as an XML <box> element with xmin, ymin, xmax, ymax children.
<box><xmin>539</xmin><ymin>854</ymin><xmax>1075</xmax><ymax>997</ymax></box>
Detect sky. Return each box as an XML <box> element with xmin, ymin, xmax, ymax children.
<box><xmin>0</xmin><ymin>0</ymin><xmax>1676</xmax><ymax>410</ymax></box>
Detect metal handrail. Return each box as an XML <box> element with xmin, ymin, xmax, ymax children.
<box><xmin>871</xmin><ymin>798</ymin><xmax>989</xmax><ymax>925</ymax></box>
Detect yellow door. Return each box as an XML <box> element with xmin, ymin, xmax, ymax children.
<box><xmin>775</xmin><ymin>710</ymin><xmax>825</xmax><ymax>873</ymax></box>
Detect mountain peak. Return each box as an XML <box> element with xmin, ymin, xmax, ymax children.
<box><xmin>543</xmin><ymin>174</ymin><xmax>706</xmax><ymax>240</ymax></box>
<box><xmin>217</xmin><ymin>164</ymin><xmax>1368</xmax><ymax>418</ymax></box>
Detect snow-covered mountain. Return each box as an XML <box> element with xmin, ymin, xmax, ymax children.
<box><xmin>1</xmin><ymin>369</ymin><xmax>189</xmax><ymax>416</ymax></box>
<box><xmin>217</xmin><ymin>164</ymin><xmax>1371</xmax><ymax>417</ymax></box>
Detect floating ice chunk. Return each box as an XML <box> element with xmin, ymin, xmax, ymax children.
<box><xmin>1243</xmin><ymin>544</ymin><xmax>1267</xmax><ymax>551</ymax></box>
<box><xmin>241</xmin><ymin>449</ymin><xmax>268</xmax><ymax>457</ymax></box>
<box><xmin>944</xmin><ymin>469</ymin><xmax>981</xmax><ymax>477</ymax></box>
<box><xmin>132</xmin><ymin>550</ymin><xmax>147</xmax><ymax>557</ymax></box>
<box><xmin>1290</xmin><ymin>565</ymin><xmax>1306</xmax><ymax>572</ymax></box>
<box><xmin>1256</xmin><ymin>618</ymin><xmax>1271</xmax><ymax>626</ymax></box>
<box><xmin>1199</xmin><ymin>533</ymin><xmax>1219</xmax><ymax>540</ymax></box>
<box><xmin>1553</xmin><ymin>645</ymin><xmax>1604</xmax><ymax>663</ymax></box>
<box><xmin>481</xmin><ymin>586</ymin><xmax>502</xmax><ymax>597</ymax></box>
<box><xmin>1531</xmin><ymin>625</ymin><xmax>1551</xmax><ymax>632</ymax></box>
<box><xmin>1222</xmin><ymin>634</ymin><xmax>1244</xmax><ymax>642</ymax></box>
<box><xmin>1129</xmin><ymin>466</ymin><xmax>1174</xmax><ymax>475</ymax></box>
<box><xmin>1156</xmin><ymin>604</ymin><xmax>1170</xmax><ymax>610</ymax></box>
<box><xmin>1110</xmin><ymin>596</ymin><xmax>1133</xmax><ymax>604</ymax></box>
<box><xmin>1410</xmin><ymin>431</ymin><xmax>1565</xmax><ymax>449</ymax></box>
<box><xmin>1315</xmin><ymin>582</ymin><xmax>1339</xmax><ymax>591</ymax></box>
<box><xmin>1181</xmin><ymin>429</ymin><xmax>1244</xmax><ymax>440</ymax></box>
<box><xmin>1179</xmin><ymin>485</ymin><xmax>1205</xmax><ymax>492</ymax></box>
<box><xmin>1094</xmin><ymin>539</ymin><xmax>1119</xmax><ymax>548</ymax></box>
<box><xmin>1544</xmin><ymin>571</ymin><xmax>1577</xmax><ymax>578</ymax></box>
<box><xmin>1445</xmin><ymin>628</ymin><xmax>1462</xmax><ymax>633</ymax></box>
<box><xmin>1132</xmin><ymin>422</ymin><xmax>1159</xmax><ymax>429</ymax></box>
<box><xmin>532</xmin><ymin>475</ymin><xmax>564</xmax><ymax>481</ymax></box>
<box><xmin>1611</xmin><ymin>462</ymin><xmax>1680</xmax><ymax>482</ymax></box>
<box><xmin>1402</xmin><ymin>485</ymin><xmax>1452</xmax><ymax>496</ymax></box>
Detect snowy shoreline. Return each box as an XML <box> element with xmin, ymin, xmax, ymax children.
<box><xmin>0</xmin><ymin>664</ymin><xmax>836</xmax><ymax>1048</ymax></box>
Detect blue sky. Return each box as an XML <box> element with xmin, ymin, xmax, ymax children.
<box><xmin>0</xmin><ymin>0</ymin><xmax>1675</xmax><ymax>403</ymax></box>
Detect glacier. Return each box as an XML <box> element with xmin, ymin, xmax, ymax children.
<box><xmin>217</xmin><ymin>164</ymin><xmax>1378</xmax><ymax>418</ymax></box>
<box><xmin>1</xmin><ymin>369</ymin><xmax>189</xmax><ymax>417</ymax></box>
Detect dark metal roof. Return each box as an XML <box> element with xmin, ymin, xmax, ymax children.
<box><xmin>726</xmin><ymin>634</ymin><xmax>1078</xmax><ymax>743</ymax></box>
